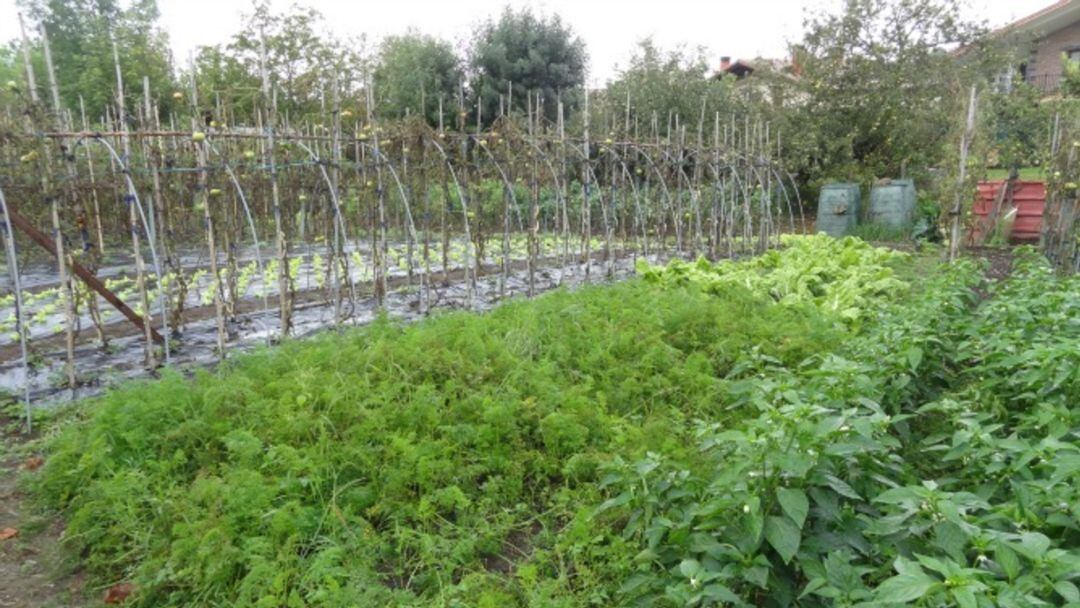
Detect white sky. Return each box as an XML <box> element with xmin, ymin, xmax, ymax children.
<box><xmin>0</xmin><ymin>0</ymin><xmax>1056</xmax><ymax>85</ymax></box>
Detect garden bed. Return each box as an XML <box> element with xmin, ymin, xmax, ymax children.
<box><xmin>8</xmin><ymin>237</ymin><xmax>1079</xmax><ymax>607</ymax></box>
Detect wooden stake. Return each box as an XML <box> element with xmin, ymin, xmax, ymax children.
<box><xmin>949</xmin><ymin>86</ymin><xmax>977</xmax><ymax>263</ymax></box>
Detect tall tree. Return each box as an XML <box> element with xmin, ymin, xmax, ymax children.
<box><xmin>470</xmin><ymin>7</ymin><xmax>587</xmax><ymax>125</ymax></box>
<box><xmin>187</xmin><ymin>44</ymin><xmax>262</xmax><ymax>121</ymax></box>
<box><xmin>604</xmin><ymin>39</ymin><xmax>735</xmax><ymax>137</ymax></box>
<box><xmin>18</xmin><ymin>0</ymin><xmax>175</xmax><ymax>121</ymax></box>
<box><xmin>785</xmin><ymin>0</ymin><xmax>990</xmax><ymax>187</ymax></box>
<box><xmin>372</xmin><ymin>30</ymin><xmax>461</xmax><ymax>125</ymax></box>
<box><xmin>222</xmin><ymin>2</ymin><xmax>367</xmax><ymax>123</ymax></box>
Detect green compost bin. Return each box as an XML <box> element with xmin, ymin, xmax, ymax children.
<box><xmin>868</xmin><ymin>179</ymin><xmax>916</xmax><ymax>229</ymax></box>
<box><xmin>816</xmin><ymin>183</ymin><xmax>860</xmax><ymax>237</ymax></box>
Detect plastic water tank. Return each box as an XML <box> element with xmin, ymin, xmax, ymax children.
<box><xmin>868</xmin><ymin>179</ymin><xmax>916</xmax><ymax>228</ymax></box>
<box><xmin>816</xmin><ymin>183</ymin><xmax>860</xmax><ymax>237</ymax></box>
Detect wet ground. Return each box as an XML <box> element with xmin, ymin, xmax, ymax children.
<box><xmin>1</xmin><ymin>251</ymin><xmax>655</xmax><ymax>408</ymax></box>
<box><xmin>0</xmin><ymin>238</ymin><xmax>558</xmax><ymax>345</ymax></box>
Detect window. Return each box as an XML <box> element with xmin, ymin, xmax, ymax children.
<box><xmin>995</xmin><ymin>65</ymin><xmax>1015</xmax><ymax>93</ymax></box>
<box><xmin>1067</xmin><ymin>48</ymin><xmax>1080</xmax><ymax>63</ymax></box>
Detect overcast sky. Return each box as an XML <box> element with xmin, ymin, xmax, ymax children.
<box><xmin>0</xmin><ymin>0</ymin><xmax>1056</xmax><ymax>85</ymax></box>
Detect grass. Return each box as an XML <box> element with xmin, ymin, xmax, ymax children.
<box><xmin>984</xmin><ymin>166</ymin><xmax>1046</xmax><ymax>181</ymax></box>
<box><xmin>848</xmin><ymin>221</ymin><xmax>913</xmax><ymax>242</ymax></box>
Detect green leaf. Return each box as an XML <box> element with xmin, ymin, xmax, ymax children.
<box><xmin>743</xmin><ymin>497</ymin><xmax>764</xmax><ymax>547</ymax></box>
<box><xmin>823</xmin><ymin>474</ymin><xmax>863</xmax><ymax>500</ymax></box>
<box><xmin>893</xmin><ymin>557</ymin><xmax>922</xmax><ymax>577</ymax></box>
<box><xmin>875</xmin><ymin>571</ymin><xmax>936</xmax><ymax>603</ymax></box>
<box><xmin>996</xmin><ymin>587</ymin><xmax>1030</xmax><ymax>608</ymax></box>
<box><xmin>953</xmin><ymin>587</ymin><xmax>977</xmax><ymax>608</ymax></box>
<box><xmin>905</xmin><ymin>346</ymin><xmax>923</xmax><ymax>370</ymax></box>
<box><xmin>688</xmin><ymin>533</ymin><xmax>727</xmax><ymax>560</ymax></box>
<box><xmin>679</xmin><ymin>558</ymin><xmax>701</xmax><ymax>578</ymax></box>
<box><xmin>595</xmin><ymin>492</ymin><xmax>632</xmax><ymax>514</ymax></box>
<box><xmin>703</xmin><ymin>583</ymin><xmax>740</xmax><ymax>603</ymax></box>
<box><xmin>743</xmin><ymin>565</ymin><xmax>769</xmax><ymax>589</ymax></box>
<box><xmin>776</xmin><ymin>451</ymin><xmax>815</xmax><ymax>477</ymax></box>
<box><xmin>619</xmin><ymin>573</ymin><xmax>653</xmax><ymax>594</ymax></box>
<box><xmin>932</xmin><ymin>521</ymin><xmax>968</xmax><ymax>563</ymax></box>
<box><xmin>777</xmin><ymin>487</ymin><xmax>810</xmax><ymax>529</ymax></box>
<box><xmin>914</xmin><ymin>554</ymin><xmax>951</xmax><ymax>577</ymax></box>
<box><xmin>1055</xmin><ymin>581</ymin><xmax>1080</xmax><ymax>603</ymax></box>
<box><xmin>799</xmin><ymin>578</ymin><xmax>828</xmax><ymax>599</ymax></box>
<box><xmin>995</xmin><ymin>541</ymin><xmax>1020</xmax><ymax>581</ymax></box>
<box><xmin>633</xmin><ymin>548</ymin><xmax>658</xmax><ymax>564</ymax></box>
<box><xmin>874</xmin><ymin>486</ymin><xmax>921</xmax><ymax>504</ymax></box>
<box><xmin>765</xmin><ymin>515</ymin><xmax>801</xmax><ymax>564</ymax></box>
<box><xmin>1015</xmin><ymin>532</ymin><xmax>1051</xmax><ymax>559</ymax></box>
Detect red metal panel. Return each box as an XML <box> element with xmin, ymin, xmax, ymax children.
<box><xmin>972</xmin><ymin>180</ymin><xmax>1045</xmax><ymax>242</ymax></box>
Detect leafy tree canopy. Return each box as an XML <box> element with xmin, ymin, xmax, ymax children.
<box><xmin>469</xmin><ymin>7</ymin><xmax>586</xmax><ymax>126</ymax></box>
<box><xmin>17</xmin><ymin>0</ymin><xmax>175</xmax><ymax>121</ymax></box>
<box><xmin>602</xmin><ymin>38</ymin><xmax>734</xmax><ymax>138</ymax></box>
<box><xmin>784</xmin><ymin>0</ymin><xmax>990</xmax><ymax>186</ymax></box>
<box><xmin>372</xmin><ymin>30</ymin><xmax>462</xmax><ymax>125</ymax></box>
<box><xmin>207</xmin><ymin>1</ymin><xmax>367</xmax><ymax>123</ymax></box>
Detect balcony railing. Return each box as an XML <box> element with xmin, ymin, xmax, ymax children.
<box><xmin>1025</xmin><ymin>72</ymin><xmax>1062</xmax><ymax>94</ymax></box>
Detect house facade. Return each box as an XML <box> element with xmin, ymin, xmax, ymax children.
<box><xmin>1003</xmin><ymin>0</ymin><xmax>1080</xmax><ymax>93</ymax></box>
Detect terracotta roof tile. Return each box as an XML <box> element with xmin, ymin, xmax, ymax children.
<box><xmin>998</xmin><ymin>0</ymin><xmax>1076</xmax><ymax>34</ymax></box>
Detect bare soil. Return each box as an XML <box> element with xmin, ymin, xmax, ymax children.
<box><xmin>0</xmin><ymin>425</ymin><xmax>88</xmax><ymax>608</ymax></box>
<box><xmin>967</xmin><ymin>246</ymin><xmax>1015</xmax><ymax>281</ymax></box>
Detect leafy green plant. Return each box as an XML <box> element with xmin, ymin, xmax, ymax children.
<box><xmin>638</xmin><ymin>235</ymin><xmax>909</xmax><ymax>326</ymax></box>
<box><xmin>33</xmin><ymin>275</ymin><xmax>838</xmax><ymax>607</ymax></box>
<box><xmin>593</xmin><ymin>246</ymin><xmax>1079</xmax><ymax>607</ymax></box>
<box><xmin>29</xmin><ymin>239</ymin><xmax>1079</xmax><ymax>607</ymax></box>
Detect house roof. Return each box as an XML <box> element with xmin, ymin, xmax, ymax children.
<box><xmin>997</xmin><ymin>0</ymin><xmax>1080</xmax><ymax>38</ymax></box>
<box><xmin>714</xmin><ymin>57</ymin><xmax>797</xmax><ymax>80</ymax></box>
<box><xmin>724</xmin><ymin>60</ymin><xmax>755</xmax><ymax>77</ymax></box>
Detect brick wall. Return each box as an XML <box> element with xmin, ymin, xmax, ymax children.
<box><xmin>1028</xmin><ymin>19</ymin><xmax>1080</xmax><ymax>90</ymax></box>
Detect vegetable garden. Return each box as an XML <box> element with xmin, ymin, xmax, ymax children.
<box><xmin>0</xmin><ymin>75</ymin><xmax>801</xmax><ymax>410</ymax></box>
<box><xmin>19</xmin><ymin>236</ymin><xmax>1079</xmax><ymax>607</ymax></box>
<box><xmin>1</xmin><ymin>0</ymin><xmax>1079</xmax><ymax>606</ymax></box>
